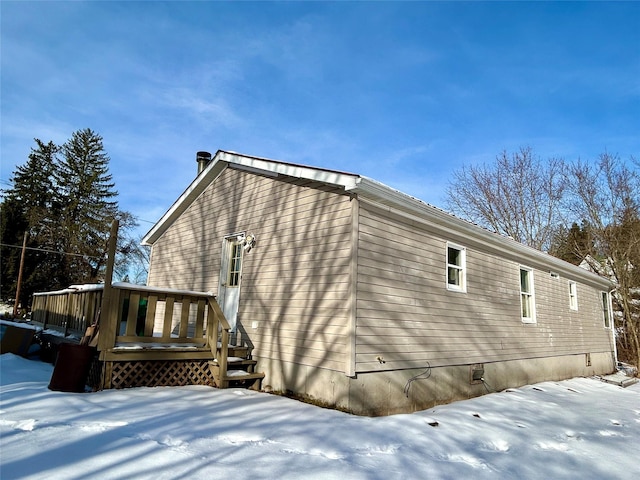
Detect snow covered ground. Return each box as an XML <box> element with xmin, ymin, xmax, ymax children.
<box><xmin>1</xmin><ymin>354</ymin><xmax>639</xmax><ymax>479</ymax></box>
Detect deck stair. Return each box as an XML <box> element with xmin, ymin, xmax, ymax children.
<box><xmin>209</xmin><ymin>343</ymin><xmax>265</xmax><ymax>390</ymax></box>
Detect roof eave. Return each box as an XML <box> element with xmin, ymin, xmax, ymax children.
<box><xmin>217</xmin><ymin>151</ymin><xmax>360</xmax><ymax>188</ymax></box>
<box><xmin>141</xmin><ymin>150</ymin><xmax>360</xmax><ymax>246</ymax></box>
<box><xmin>141</xmin><ymin>157</ymin><xmax>228</xmax><ymax>246</ymax></box>
<box><xmin>348</xmin><ymin>177</ymin><xmax>612</xmax><ymax>289</ymax></box>
<box><xmin>141</xmin><ymin>152</ymin><xmax>610</xmax><ymax>290</ymax></box>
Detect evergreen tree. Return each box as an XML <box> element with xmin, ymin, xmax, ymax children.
<box><xmin>549</xmin><ymin>221</ymin><xmax>593</xmax><ymax>265</ymax></box>
<box><xmin>1</xmin><ymin>140</ymin><xmax>59</xmax><ymax>307</ymax></box>
<box><xmin>0</xmin><ymin>198</ymin><xmax>27</xmax><ymax>305</ymax></box>
<box><xmin>1</xmin><ymin>129</ymin><xmax>138</xmax><ymax>309</ymax></box>
<box><xmin>54</xmin><ymin>128</ymin><xmax>120</xmax><ymax>284</ymax></box>
<box><xmin>7</xmin><ymin>139</ymin><xmax>58</xmax><ymax>226</ymax></box>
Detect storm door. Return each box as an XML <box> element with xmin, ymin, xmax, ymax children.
<box><xmin>218</xmin><ymin>235</ymin><xmax>244</xmax><ymax>332</ymax></box>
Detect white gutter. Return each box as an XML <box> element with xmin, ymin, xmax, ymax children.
<box><xmin>140</xmin><ymin>150</ymin><xmax>612</xmax><ymax>291</ymax></box>
<box><xmin>609</xmin><ymin>287</ymin><xmax>619</xmax><ymax>367</ymax></box>
<box><xmin>347</xmin><ymin>177</ymin><xmax>612</xmax><ymax>290</ymax></box>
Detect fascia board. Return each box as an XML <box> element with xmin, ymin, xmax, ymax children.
<box><xmin>141</xmin><ymin>158</ymin><xmax>228</xmax><ymax>245</ymax></box>
<box><xmin>142</xmin><ymin>151</ymin><xmax>360</xmax><ymax>246</ymax></box>
<box><xmin>142</xmin><ymin>151</ymin><xmax>609</xmax><ymax>290</ymax></box>
<box><xmin>218</xmin><ymin>151</ymin><xmax>360</xmax><ymax>189</ymax></box>
<box><xmin>349</xmin><ymin>177</ymin><xmax>612</xmax><ymax>290</ymax></box>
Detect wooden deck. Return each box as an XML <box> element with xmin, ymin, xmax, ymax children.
<box><xmin>30</xmin><ymin>221</ymin><xmax>263</xmax><ymax>391</ymax></box>
<box><xmin>32</xmin><ymin>282</ymin><xmax>263</xmax><ymax>390</ymax></box>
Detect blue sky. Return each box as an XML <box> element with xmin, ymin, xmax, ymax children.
<box><xmin>2</xmin><ymin>1</ymin><xmax>638</xmax><ymax>239</ymax></box>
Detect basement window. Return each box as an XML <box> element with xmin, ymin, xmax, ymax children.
<box><xmin>520</xmin><ymin>267</ymin><xmax>536</xmax><ymax>324</ymax></box>
<box><xmin>446</xmin><ymin>243</ymin><xmax>466</xmax><ymax>292</ymax></box>
<box><xmin>569</xmin><ymin>281</ymin><xmax>578</xmax><ymax>311</ymax></box>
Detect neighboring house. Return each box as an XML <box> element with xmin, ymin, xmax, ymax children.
<box><xmin>142</xmin><ymin>150</ymin><xmax>616</xmax><ymax>415</ymax></box>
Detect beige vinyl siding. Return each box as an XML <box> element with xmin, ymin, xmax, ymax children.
<box><xmin>355</xmin><ymin>202</ymin><xmax>614</xmax><ymax>372</ymax></box>
<box><xmin>148</xmin><ymin>167</ymin><xmax>353</xmax><ymax>371</ymax></box>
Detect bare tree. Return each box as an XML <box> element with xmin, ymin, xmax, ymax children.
<box><xmin>447</xmin><ymin>147</ymin><xmax>640</xmax><ymax>368</ymax></box>
<box><xmin>126</xmin><ymin>239</ymin><xmax>151</xmax><ymax>285</ymax></box>
<box><xmin>564</xmin><ymin>153</ymin><xmax>640</xmax><ymax>368</ymax></box>
<box><xmin>446</xmin><ymin>147</ymin><xmax>565</xmax><ymax>251</ymax></box>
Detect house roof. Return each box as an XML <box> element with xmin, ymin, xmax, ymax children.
<box><xmin>142</xmin><ymin>150</ymin><xmax>611</xmax><ymax>289</ymax></box>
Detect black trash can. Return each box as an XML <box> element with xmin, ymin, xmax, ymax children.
<box><xmin>48</xmin><ymin>343</ymin><xmax>95</xmax><ymax>392</ymax></box>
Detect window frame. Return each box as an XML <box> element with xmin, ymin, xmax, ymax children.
<box><xmin>520</xmin><ymin>266</ymin><xmax>536</xmax><ymax>324</ymax></box>
<box><xmin>568</xmin><ymin>281</ymin><xmax>578</xmax><ymax>311</ymax></box>
<box><xmin>446</xmin><ymin>242</ymin><xmax>467</xmax><ymax>293</ymax></box>
<box><xmin>227</xmin><ymin>241</ymin><xmax>243</xmax><ymax>287</ymax></box>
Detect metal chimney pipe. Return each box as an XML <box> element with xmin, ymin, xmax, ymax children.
<box><xmin>196</xmin><ymin>151</ymin><xmax>212</xmax><ymax>174</ymax></box>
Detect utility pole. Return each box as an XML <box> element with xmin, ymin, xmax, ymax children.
<box><xmin>13</xmin><ymin>231</ymin><xmax>28</xmax><ymax>318</ymax></box>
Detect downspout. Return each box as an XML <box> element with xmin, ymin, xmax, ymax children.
<box><xmin>609</xmin><ymin>288</ymin><xmax>619</xmax><ymax>370</ymax></box>
<box><xmin>345</xmin><ymin>193</ymin><xmax>359</xmax><ymax>378</ymax></box>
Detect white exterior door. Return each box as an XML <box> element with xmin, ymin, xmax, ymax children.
<box><xmin>218</xmin><ymin>235</ymin><xmax>244</xmax><ymax>332</ymax></box>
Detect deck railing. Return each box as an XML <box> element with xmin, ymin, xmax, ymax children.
<box><xmin>31</xmin><ymin>282</ymin><xmax>232</xmax><ymax>366</ymax></box>
<box><xmin>97</xmin><ymin>282</ymin><xmax>228</xmax><ymax>361</ymax></box>
<box><xmin>96</xmin><ymin>283</ymin><xmax>233</xmax><ymax>389</ymax></box>
<box><xmin>32</xmin><ymin>285</ymin><xmax>103</xmax><ymax>338</ymax></box>
<box><xmin>29</xmin><ymin>222</ymin><xmax>240</xmax><ymax>389</ymax></box>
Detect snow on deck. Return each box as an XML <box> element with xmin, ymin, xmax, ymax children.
<box><xmin>112</xmin><ymin>342</ymin><xmax>207</xmax><ymax>350</ymax></box>
<box><xmin>32</xmin><ymin>282</ymin><xmax>215</xmax><ymax>297</ymax></box>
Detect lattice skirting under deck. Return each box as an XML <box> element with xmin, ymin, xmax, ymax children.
<box><xmin>100</xmin><ymin>360</ymin><xmax>216</xmax><ymax>389</ymax></box>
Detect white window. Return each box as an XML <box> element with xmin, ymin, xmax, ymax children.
<box><xmin>446</xmin><ymin>243</ymin><xmax>466</xmax><ymax>292</ymax></box>
<box><xmin>569</xmin><ymin>281</ymin><xmax>578</xmax><ymax>310</ymax></box>
<box><xmin>601</xmin><ymin>291</ymin><xmax>612</xmax><ymax>329</ymax></box>
<box><xmin>520</xmin><ymin>267</ymin><xmax>536</xmax><ymax>323</ymax></box>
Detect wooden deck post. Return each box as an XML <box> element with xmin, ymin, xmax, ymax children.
<box><xmin>98</xmin><ymin>220</ymin><xmax>120</xmax><ymax>371</ymax></box>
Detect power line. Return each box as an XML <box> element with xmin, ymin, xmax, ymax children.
<box><xmin>0</xmin><ymin>243</ymin><xmax>102</xmax><ymax>258</ymax></box>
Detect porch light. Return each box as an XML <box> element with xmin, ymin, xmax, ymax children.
<box><xmin>243</xmin><ymin>233</ymin><xmax>256</xmax><ymax>252</ymax></box>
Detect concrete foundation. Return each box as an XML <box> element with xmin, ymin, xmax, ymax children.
<box><xmin>257</xmin><ymin>351</ymin><xmax>615</xmax><ymax>416</ymax></box>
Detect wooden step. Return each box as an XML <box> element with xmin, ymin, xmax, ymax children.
<box><xmin>211</xmin><ymin>357</ymin><xmax>257</xmax><ymax>372</ymax></box>
<box><xmin>223</xmin><ymin>370</ymin><xmax>264</xmax><ymax>391</ymax></box>
<box><xmin>209</xmin><ymin>357</ymin><xmax>258</xmax><ymax>373</ymax></box>
<box><xmin>211</xmin><ymin>356</ymin><xmax>256</xmax><ymax>364</ymax></box>
<box><xmin>208</xmin><ymin>360</ymin><xmax>264</xmax><ymax>390</ymax></box>
<box><xmin>224</xmin><ymin>370</ymin><xmax>264</xmax><ymax>380</ymax></box>
<box><xmin>227</xmin><ymin>346</ymin><xmax>249</xmax><ymax>357</ymax></box>
<box><xmin>216</xmin><ymin>342</ymin><xmax>249</xmax><ymax>358</ymax></box>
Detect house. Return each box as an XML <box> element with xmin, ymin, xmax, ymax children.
<box><xmin>142</xmin><ymin>150</ymin><xmax>616</xmax><ymax>415</ymax></box>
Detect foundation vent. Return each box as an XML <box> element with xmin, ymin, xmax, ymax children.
<box><xmin>470</xmin><ymin>364</ymin><xmax>484</xmax><ymax>384</ymax></box>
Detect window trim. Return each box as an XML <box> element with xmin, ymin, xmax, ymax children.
<box><xmin>520</xmin><ymin>266</ymin><xmax>536</xmax><ymax>324</ymax></box>
<box><xmin>568</xmin><ymin>281</ymin><xmax>578</xmax><ymax>311</ymax></box>
<box><xmin>446</xmin><ymin>242</ymin><xmax>467</xmax><ymax>293</ymax></box>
